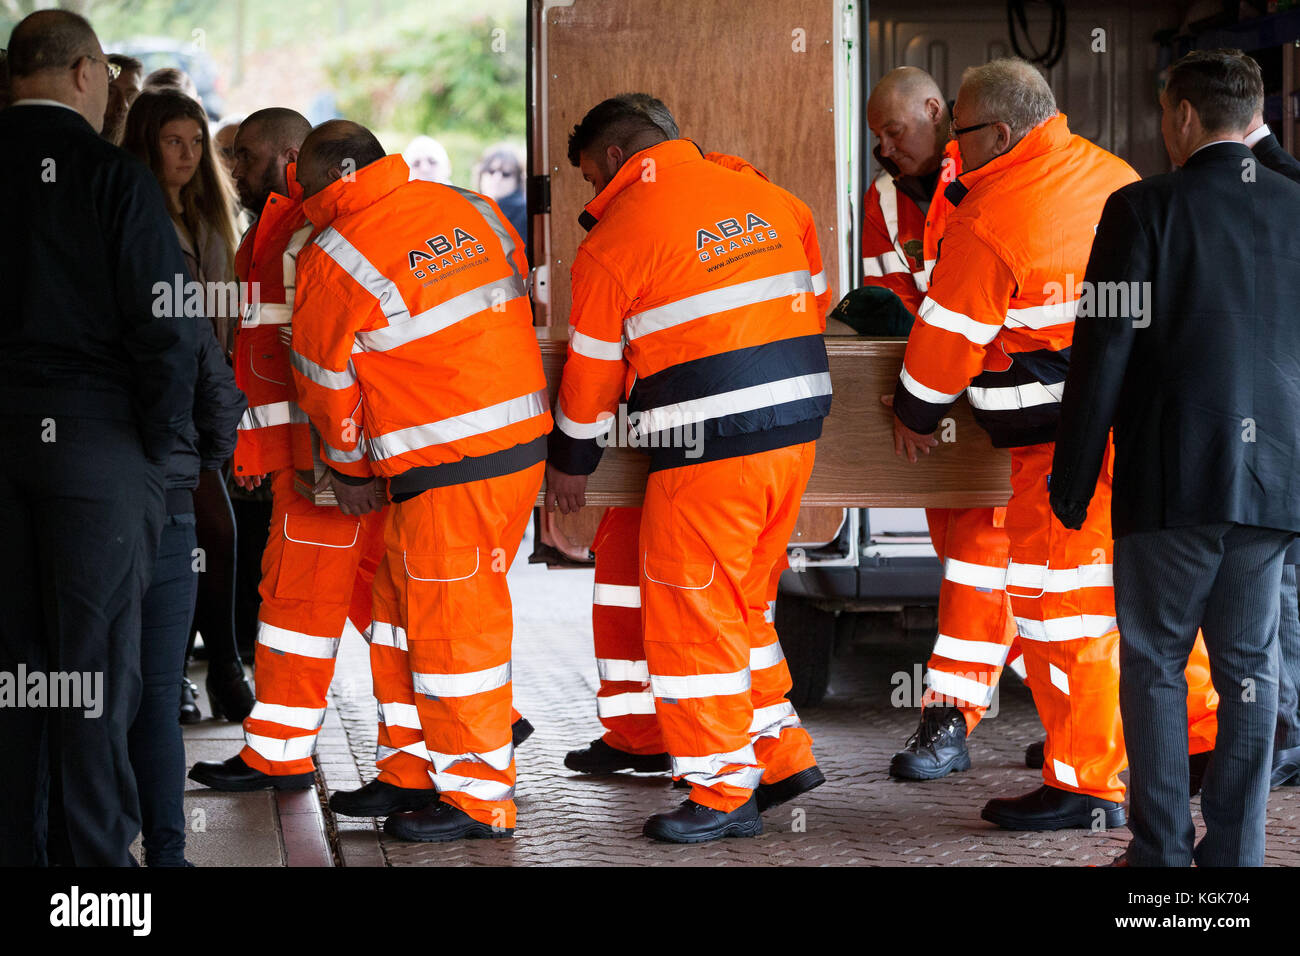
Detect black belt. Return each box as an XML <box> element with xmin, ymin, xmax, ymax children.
<box><xmin>387</xmin><ymin>435</ymin><xmax>547</xmax><ymax>502</ymax></box>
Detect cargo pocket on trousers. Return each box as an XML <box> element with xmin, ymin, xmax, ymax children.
<box><xmin>273</xmin><ymin>513</ymin><xmax>362</xmax><ymax>601</ymax></box>
<box><xmin>403</xmin><ymin>547</ymin><xmax>482</xmax><ymax>641</ymax></box>
<box><xmin>642</xmin><ymin>552</ymin><xmax>724</xmax><ymax>644</ymax></box>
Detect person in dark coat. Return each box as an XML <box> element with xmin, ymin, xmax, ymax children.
<box><xmin>1050</xmin><ymin>49</ymin><xmax>1300</xmax><ymax>866</ymax></box>
<box><xmin>0</xmin><ymin>10</ymin><xmax>196</xmax><ymax>866</ymax></box>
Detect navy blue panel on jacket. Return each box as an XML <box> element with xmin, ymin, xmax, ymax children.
<box><xmin>965</xmin><ymin>347</ymin><xmax>1071</xmax><ymax>448</ymax></box>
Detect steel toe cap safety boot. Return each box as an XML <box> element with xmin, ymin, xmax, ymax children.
<box><xmin>889</xmin><ymin>706</ymin><xmax>970</xmax><ymax>781</ymax></box>
<box><xmin>383</xmin><ymin>801</ymin><xmax>513</xmax><ymax>842</ymax></box>
<box><xmin>643</xmin><ymin>794</ymin><xmax>763</xmax><ymax>843</ymax></box>
<box><xmin>187</xmin><ymin>754</ymin><xmax>314</xmax><ymax>792</ymax></box>
<box><xmin>564</xmin><ymin>737</ymin><xmax>671</xmax><ymax>774</ymax></box>
<box><xmin>329</xmin><ymin>779</ymin><xmax>438</xmax><ymax>817</ymax></box>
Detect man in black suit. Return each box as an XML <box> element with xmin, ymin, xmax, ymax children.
<box><xmin>0</xmin><ymin>10</ymin><xmax>196</xmax><ymax>865</ymax></box>
<box><xmin>1050</xmin><ymin>49</ymin><xmax>1300</xmax><ymax>866</ymax></box>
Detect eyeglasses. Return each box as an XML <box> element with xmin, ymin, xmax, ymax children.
<box><xmin>951</xmin><ymin>120</ymin><xmax>997</xmax><ymax>138</ymax></box>
<box><xmin>73</xmin><ymin>54</ymin><xmax>120</xmax><ymax>82</ymax></box>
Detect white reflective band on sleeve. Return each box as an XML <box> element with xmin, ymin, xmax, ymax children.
<box><xmin>624</xmin><ymin>269</ymin><xmax>814</xmax><ymax>340</ymax></box>
<box><xmin>569</xmin><ymin>329</ymin><xmax>625</xmax><ymax>361</ymax></box>
<box><xmin>636</xmin><ymin>371</ymin><xmax>832</xmax><ymax>435</ymax></box>
<box><xmin>377</xmin><ymin>700</ymin><xmax>421</xmax><ymax>730</ymax></box>
<box><xmin>366</xmin><ymin>388</ymin><xmax>549</xmax><ymax>461</ymax></box>
<box><xmin>248</xmin><ymin>701</ymin><xmax>327</xmax><ymax>731</ymax></box>
<box><xmin>763</xmin><ymin>600</ymin><xmax>776</xmax><ymax>624</ymax></box>
<box><xmin>1052</xmin><ymin>759</ymin><xmax>1079</xmax><ymax>788</ymax></box>
<box><xmin>749</xmin><ymin>701</ymin><xmax>801</xmax><ymax>740</ymax></box>
<box><xmin>355</xmin><ymin>275</ymin><xmax>526</xmax><ymax>353</ymax></box>
<box><xmin>966</xmin><ymin>380</ymin><xmax>1064</xmax><ymax>411</ymax></box>
<box><xmin>245</xmin><ymin>731</ymin><xmax>317</xmax><ymax>763</ymax></box>
<box><xmin>918</xmin><ymin>298</ymin><xmax>1002</xmax><ymax>346</ymax></box>
<box><xmin>810</xmin><ymin>270</ymin><xmax>828</xmax><ymax>296</ymax></box>
<box><xmin>1006</xmin><ymin>562</ymin><xmax>1113</xmax><ymax>593</ymax></box>
<box><xmin>427</xmin><ymin>741</ymin><xmax>514</xmax><ymax>774</ymax></box>
<box><xmin>925</xmin><ymin>669</ymin><xmax>995</xmax><ymax>708</ymax></box>
<box><xmin>413</xmin><ymin>661</ymin><xmax>512</xmax><ymax>699</ymax></box>
<box><xmin>914</xmin><ymin>270</ymin><xmax>930</xmax><ymax>293</ymax></box>
<box><xmin>749</xmin><ymin>642</ymin><xmax>785</xmax><ymax>672</ymax></box>
<box><xmin>320</xmin><ymin>434</ymin><xmax>368</xmax><ymax>463</ymax></box>
<box><xmin>862</xmin><ymin>251</ymin><xmax>909</xmax><ymax>277</ymax></box>
<box><xmin>1005</xmin><ymin>299</ymin><xmax>1077</xmax><ymax>330</ymax></box>
<box><xmin>238</xmin><ymin>401</ymin><xmax>308</xmax><ymax>432</ymax></box>
<box><xmin>290</xmin><ymin>350</ymin><xmax>357</xmax><ymax>390</ymax></box>
<box><xmin>931</xmin><ymin>634</ymin><xmax>1011</xmax><ymax>667</ymax></box>
<box><xmin>377</xmin><ymin>741</ymin><xmax>431</xmax><ymax>763</ymax></box>
<box><xmin>369</xmin><ymin>621</ymin><xmax>409</xmax><ymax>651</ymax></box>
<box><xmin>1007</xmin><ymin>654</ymin><xmax>1027</xmax><ymax>679</ymax></box>
<box><xmin>431</xmin><ymin>772</ymin><xmax>514</xmax><ymax>803</ymax></box>
<box><xmin>1015</xmin><ymin>615</ymin><xmax>1118</xmax><ymax>642</ymax></box>
<box><xmin>555</xmin><ymin>406</ymin><xmax>615</xmax><ymax>441</ymax></box>
<box><xmin>671</xmin><ymin>743</ymin><xmax>758</xmax><ymax>777</ymax></box>
<box><xmin>597</xmin><ymin>658</ymin><xmax>650</xmax><ymax>682</ymax></box>
<box><xmin>597</xmin><ymin>691</ymin><xmax>657</xmax><ymax>718</ymax></box>
<box><xmin>1049</xmin><ymin>663</ymin><xmax>1070</xmax><ymax>695</ymax></box>
<box><xmin>650</xmin><ymin>667</ymin><xmax>751</xmax><ymax>700</ymax></box>
<box><xmin>242</xmin><ymin>301</ymin><xmax>294</xmax><ymax>327</ymax></box>
<box><xmin>593</xmin><ymin>583</ymin><xmax>640</xmax><ymax>608</ymax></box>
<box><xmin>256</xmin><ymin>622</ymin><xmax>342</xmax><ymax>660</ymax></box>
<box><xmin>944</xmin><ymin>557</ymin><xmax>1008</xmax><ymax>590</ymax></box>
<box><xmin>899</xmin><ymin>365</ymin><xmax>965</xmax><ymax>405</ymax></box>
<box><xmin>314</xmin><ymin>227</ymin><xmax>410</xmax><ymax>324</ymax></box>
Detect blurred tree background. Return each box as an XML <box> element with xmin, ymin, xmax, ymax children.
<box><xmin>0</xmin><ymin>0</ymin><xmax>526</xmax><ymax>188</ymax></box>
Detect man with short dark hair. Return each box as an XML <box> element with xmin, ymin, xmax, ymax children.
<box><xmin>101</xmin><ymin>52</ymin><xmax>142</xmax><ymax>145</ymax></box>
<box><xmin>0</xmin><ymin>9</ymin><xmax>196</xmax><ymax>866</ymax></box>
<box><xmin>1052</xmin><ymin>49</ymin><xmax>1300</xmax><ymax>866</ymax></box>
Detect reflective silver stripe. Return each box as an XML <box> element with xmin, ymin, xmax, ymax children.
<box><xmin>427</xmin><ymin>741</ymin><xmax>514</xmax><ymax>774</ymax></box>
<box><xmin>290</xmin><ymin>349</ymin><xmax>357</xmax><ymax>390</ymax></box>
<box><xmin>749</xmin><ymin>701</ymin><xmax>801</xmax><ymax>740</ymax></box>
<box><xmin>238</xmin><ymin>401</ymin><xmax>308</xmax><ymax>432</ymax></box>
<box><xmin>650</xmin><ymin>667</ymin><xmax>750</xmax><ymax>700</ymax></box>
<box><xmin>1052</xmin><ymin>759</ymin><xmax>1078</xmax><ymax>788</ymax></box>
<box><xmin>636</xmin><ymin>371</ymin><xmax>831</xmax><ymax>434</ymax></box>
<box><xmin>763</xmin><ymin>600</ymin><xmax>776</xmax><ymax>624</ymax></box>
<box><xmin>314</xmin><ymin>226</ymin><xmax>409</xmax><ymax>324</ymax></box>
<box><xmin>625</xmin><ymin>269</ymin><xmax>814</xmax><ymax>341</ymax></box>
<box><xmin>749</xmin><ymin>642</ymin><xmax>785</xmax><ymax>672</ymax></box>
<box><xmin>432</xmin><ymin>772</ymin><xmax>514</xmax><ymax>803</ymax></box>
<box><xmin>1006</xmin><ymin>562</ymin><xmax>1113</xmax><ymax>593</ymax></box>
<box><xmin>370</xmin><ymin>621</ymin><xmax>408</xmax><ymax>652</ymax></box>
<box><xmin>966</xmin><ymin>380</ymin><xmax>1064</xmax><ymax>411</ymax></box>
<box><xmin>862</xmin><ymin>251</ymin><xmax>908</xmax><ymax>277</ymax></box>
<box><xmin>245</xmin><ymin>731</ymin><xmax>317</xmax><ymax>763</ymax></box>
<box><xmin>925</xmin><ymin>669</ymin><xmax>994</xmax><ymax>708</ymax></box>
<box><xmin>593</xmin><ymin>583</ymin><xmax>640</xmax><ymax>608</ymax></box>
<box><xmin>555</xmin><ymin>406</ymin><xmax>614</xmax><ymax>441</ymax></box>
<box><xmin>684</xmin><ymin>765</ymin><xmax>765</xmax><ymax>792</ymax></box>
<box><xmin>242</xmin><ymin>301</ymin><xmax>294</xmax><ymax>327</ymax></box>
<box><xmin>356</xmin><ymin>275</ymin><xmax>526</xmax><ymax>353</ymax></box>
<box><xmin>899</xmin><ymin>365</ymin><xmax>964</xmax><ymax>405</ymax></box>
<box><xmin>257</xmin><ymin>622</ymin><xmax>341</xmax><ymax>660</ymax></box>
<box><xmin>1006</xmin><ymin>300</ymin><xmax>1077</xmax><ymax>330</ymax></box>
<box><xmin>448</xmin><ymin>185</ymin><xmax>526</xmax><ymax>285</ymax></box>
<box><xmin>321</xmin><ymin>434</ymin><xmax>368</xmax><ymax>464</ymax></box>
<box><xmin>1007</xmin><ymin>654</ymin><xmax>1027</xmax><ymax>679</ymax></box>
<box><xmin>597</xmin><ymin>691</ymin><xmax>657</xmax><ymax>718</ymax></box>
<box><xmin>377</xmin><ymin>741</ymin><xmax>430</xmax><ymax>763</ymax></box>
<box><xmin>366</xmin><ymin>388</ymin><xmax>548</xmax><ymax>462</ymax></box>
<box><xmin>413</xmin><ymin>662</ymin><xmax>511</xmax><ymax>699</ymax></box>
<box><xmin>810</xmin><ymin>270</ymin><xmax>828</xmax><ymax>296</ymax></box>
<box><xmin>671</xmin><ymin>743</ymin><xmax>757</xmax><ymax>777</ymax></box>
<box><xmin>944</xmin><ymin>557</ymin><xmax>1008</xmax><ymax>590</ymax></box>
<box><xmin>597</xmin><ymin>658</ymin><xmax>650</xmax><ymax>682</ymax></box>
<box><xmin>377</xmin><ymin>700</ymin><xmax>421</xmax><ymax>729</ymax></box>
<box><xmin>248</xmin><ymin>701</ymin><xmax>326</xmax><ymax>730</ymax></box>
<box><xmin>569</xmin><ymin>329</ymin><xmax>624</xmax><ymax>361</ymax></box>
<box><xmin>1015</xmin><ymin>615</ymin><xmax>1118</xmax><ymax>642</ymax></box>
<box><xmin>1049</xmin><ymin>662</ymin><xmax>1070</xmax><ymax>695</ymax></box>
<box><xmin>931</xmin><ymin>634</ymin><xmax>1011</xmax><ymax>667</ymax></box>
<box><xmin>918</xmin><ymin>297</ymin><xmax>1001</xmax><ymax>346</ymax></box>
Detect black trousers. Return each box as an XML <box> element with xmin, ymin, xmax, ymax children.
<box><xmin>0</xmin><ymin>414</ymin><xmax>164</xmax><ymax>866</ymax></box>
<box><xmin>1115</xmin><ymin>522</ymin><xmax>1289</xmax><ymax>867</ymax></box>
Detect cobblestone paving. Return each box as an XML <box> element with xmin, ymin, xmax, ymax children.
<box><xmin>328</xmin><ymin>532</ymin><xmax>1300</xmax><ymax>867</ymax></box>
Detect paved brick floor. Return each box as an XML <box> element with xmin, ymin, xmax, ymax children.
<box><xmin>327</xmin><ymin>531</ymin><xmax>1300</xmax><ymax>867</ymax></box>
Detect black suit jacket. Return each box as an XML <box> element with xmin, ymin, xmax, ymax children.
<box><xmin>0</xmin><ymin>104</ymin><xmax>195</xmax><ymax>463</ymax></box>
<box><xmin>1253</xmin><ymin>131</ymin><xmax>1300</xmax><ymax>184</ymax></box>
<box><xmin>1051</xmin><ymin>142</ymin><xmax>1300</xmax><ymax>538</ymax></box>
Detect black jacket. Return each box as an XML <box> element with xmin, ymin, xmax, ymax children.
<box><xmin>1051</xmin><ymin>142</ymin><xmax>1300</xmax><ymax>538</ymax></box>
<box><xmin>0</xmin><ymin>103</ymin><xmax>195</xmax><ymax>463</ymax></box>
<box><xmin>1253</xmin><ymin>131</ymin><xmax>1300</xmax><ymax>184</ymax></box>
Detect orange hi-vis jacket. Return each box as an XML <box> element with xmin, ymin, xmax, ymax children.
<box><xmin>231</xmin><ymin>166</ymin><xmax>315</xmax><ymax>477</ymax></box>
<box><xmin>550</xmin><ymin>139</ymin><xmax>833</xmax><ymax>476</ymax></box>
<box><xmin>861</xmin><ymin>141</ymin><xmax>961</xmax><ymax>317</ymax></box>
<box><xmin>289</xmin><ymin>155</ymin><xmax>552</xmax><ymax>493</ymax></box>
<box><xmin>893</xmin><ymin>114</ymin><xmax>1138</xmax><ymax>447</ymax></box>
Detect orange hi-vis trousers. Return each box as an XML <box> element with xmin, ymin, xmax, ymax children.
<box><xmin>369</xmin><ymin>461</ymin><xmax>543</xmax><ymax>828</ymax></box>
<box><xmin>592</xmin><ymin>506</ymin><xmax>666</xmax><ymax>755</ymax></box>
<box><xmin>641</xmin><ymin>442</ymin><xmax>819</xmax><ymax>813</ymax></box>
<box><xmin>922</xmin><ymin>507</ymin><xmax>1023</xmax><ymax>734</ymax></box>
<box><xmin>240</xmin><ymin>469</ymin><xmax>387</xmax><ymax>776</ymax></box>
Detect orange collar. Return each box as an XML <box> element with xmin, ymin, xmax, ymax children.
<box><xmin>302</xmin><ymin>154</ymin><xmax>410</xmax><ymax>228</ymax></box>
<box><xmin>949</xmin><ymin>113</ymin><xmax>1072</xmax><ymax>201</ymax></box>
<box><xmin>582</xmin><ymin>139</ymin><xmax>705</xmax><ymax>226</ymax></box>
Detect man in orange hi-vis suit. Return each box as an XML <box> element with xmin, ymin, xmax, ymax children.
<box><xmin>287</xmin><ymin>121</ymin><xmax>551</xmax><ymax>843</ymax></box>
<box><xmin>890</xmin><ymin>59</ymin><xmax>1206</xmax><ymax>830</ymax></box>
<box><xmin>547</xmin><ymin>96</ymin><xmax>831</xmax><ymax>843</ymax></box>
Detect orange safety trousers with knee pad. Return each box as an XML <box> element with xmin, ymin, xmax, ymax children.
<box><xmin>641</xmin><ymin>443</ymin><xmax>818</xmax><ymax>813</ymax></box>
<box><xmin>369</xmin><ymin>462</ymin><xmax>542</xmax><ymax>828</ymax></box>
<box><xmin>591</xmin><ymin>506</ymin><xmax>665</xmax><ymax>755</ymax></box>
